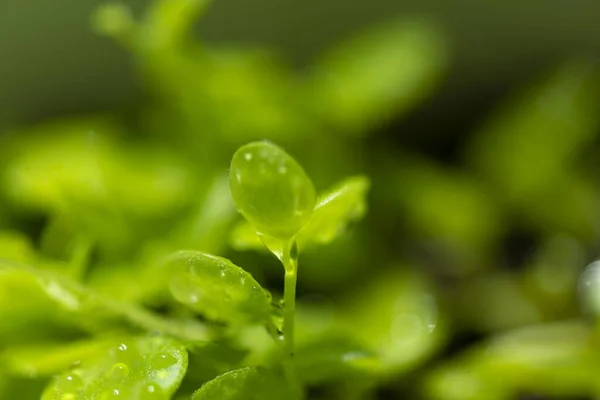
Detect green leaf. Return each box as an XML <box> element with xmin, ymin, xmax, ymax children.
<box><xmin>308</xmin><ymin>19</ymin><xmax>446</xmax><ymax>136</ymax></box>
<box><xmin>1</xmin><ymin>124</ymin><xmax>193</xmax><ymax>217</ymax></box>
<box><xmin>171</xmin><ymin>174</ymin><xmax>237</xmax><ymax>253</ymax></box>
<box><xmin>42</xmin><ymin>336</ymin><xmax>188</xmax><ymax>400</ymax></box>
<box><xmin>191</xmin><ymin>366</ymin><xmax>298</xmax><ymax>400</ymax></box>
<box><xmin>390</xmin><ymin>157</ymin><xmax>502</xmax><ymax>275</ymax></box>
<box><xmin>424</xmin><ymin>322</ymin><xmax>598</xmax><ymax>400</ymax></box>
<box><xmin>1</xmin><ymin>122</ymin><xmax>195</xmax><ymax>259</ymax></box>
<box><xmin>0</xmin><ymin>259</ymin><xmax>210</xmax><ymax>344</ymax></box>
<box><xmin>142</xmin><ymin>0</ymin><xmax>212</xmax><ymax>50</ymax></box>
<box><xmin>229</xmin><ymin>141</ymin><xmax>316</xmax><ymax>240</ymax></box>
<box><xmin>178</xmin><ymin>342</ymin><xmax>249</xmax><ymax>393</ymax></box>
<box><xmin>229</xmin><ymin>175</ymin><xmax>370</xmax><ymax>253</ymax></box>
<box><xmin>297</xmin><ymin>175</ymin><xmax>369</xmax><ymax>249</ymax></box>
<box><xmin>94</xmin><ymin>0</ymin><xmax>211</xmax><ymax>51</ymax></box>
<box><xmin>467</xmin><ymin>61</ymin><xmax>600</xmax><ymax>204</ymax></box>
<box><xmin>295</xmin><ymin>336</ymin><xmax>380</xmax><ymax>385</ymax></box>
<box><xmin>340</xmin><ymin>270</ymin><xmax>444</xmax><ymax>376</ymax></box>
<box><xmin>449</xmin><ymin>271</ymin><xmax>543</xmax><ymax>332</ymax></box>
<box><xmin>0</xmin><ymin>267</ymin><xmax>77</xmax><ymax>345</ymax></box>
<box><xmin>189</xmin><ymin>51</ymin><xmax>316</xmax><ymax>144</ymax></box>
<box><xmin>0</xmin><ymin>230</ymin><xmax>34</xmax><ymax>263</ymax></box>
<box><xmin>166</xmin><ymin>250</ymin><xmax>272</xmax><ymax>325</ymax></box>
<box><xmin>92</xmin><ymin>3</ymin><xmax>136</xmax><ymax>47</ymax></box>
<box><xmin>0</xmin><ymin>339</ymin><xmax>112</xmax><ymax>377</ymax></box>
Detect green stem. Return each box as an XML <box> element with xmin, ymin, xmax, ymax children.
<box><xmin>280</xmin><ymin>240</ymin><xmax>303</xmax><ymax>398</ymax></box>
<box><xmin>283</xmin><ymin>270</ymin><xmax>297</xmax><ymax>356</ymax></box>
<box><xmin>282</xmin><ymin>240</ymin><xmax>298</xmax><ymax>358</ymax></box>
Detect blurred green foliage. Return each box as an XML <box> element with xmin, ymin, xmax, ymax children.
<box><xmin>1</xmin><ymin>0</ymin><xmax>600</xmax><ymax>399</ymax></box>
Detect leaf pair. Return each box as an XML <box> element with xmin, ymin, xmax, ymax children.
<box><xmin>229</xmin><ymin>141</ymin><xmax>370</xmax><ymax>254</ymax></box>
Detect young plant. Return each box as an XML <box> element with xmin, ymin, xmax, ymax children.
<box><xmin>165</xmin><ymin>141</ymin><xmax>370</xmax><ymax>399</ymax></box>
<box><xmin>24</xmin><ymin>140</ymin><xmax>368</xmax><ymax>400</ymax></box>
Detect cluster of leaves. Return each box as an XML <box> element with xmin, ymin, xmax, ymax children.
<box><xmin>2</xmin><ymin>0</ymin><xmax>600</xmax><ymax>399</ymax></box>
<box><xmin>0</xmin><ymin>0</ymin><xmax>443</xmax><ymax>398</ymax></box>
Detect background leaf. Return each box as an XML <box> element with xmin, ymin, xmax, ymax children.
<box><xmin>294</xmin><ymin>335</ymin><xmax>379</xmax><ymax>385</ymax></box>
<box><xmin>425</xmin><ymin>322</ymin><xmax>599</xmax><ymax>400</ymax></box>
<box><xmin>0</xmin><ymin>339</ymin><xmax>112</xmax><ymax>378</ymax></box>
<box><xmin>41</xmin><ymin>336</ymin><xmax>188</xmax><ymax>400</ymax></box>
<box><xmin>307</xmin><ymin>19</ymin><xmax>447</xmax><ymax>136</ymax></box>
<box><xmin>0</xmin><ymin>260</ymin><xmax>210</xmax><ymax>344</ymax></box>
<box><xmin>339</xmin><ymin>269</ymin><xmax>445</xmax><ymax>376</ymax></box>
<box><xmin>191</xmin><ymin>366</ymin><xmax>299</xmax><ymax>400</ymax></box>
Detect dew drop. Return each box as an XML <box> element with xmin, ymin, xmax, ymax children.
<box><xmin>244</xmin><ymin>152</ymin><xmax>253</xmax><ymax>161</ymax></box>
<box><xmin>151</xmin><ymin>352</ymin><xmax>177</xmax><ymax>369</ymax></box>
<box><xmin>114</xmin><ymin>342</ymin><xmax>138</xmax><ymax>365</ymax></box>
<box><xmin>107</xmin><ymin>363</ymin><xmax>130</xmax><ymax>381</ymax></box>
<box><xmin>55</xmin><ymin>373</ymin><xmax>84</xmax><ymax>393</ymax></box>
<box><xmin>99</xmin><ymin>388</ymin><xmax>123</xmax><ymax>399</ymax></box>
<box><xmin>170</xmin><ymin>275</ymin><xmax>202</xmax><ymax>306</ymax></box>
<box><xmin>138</xmin><ymin>382</ymin><xmax>165</xmax><ymax>400</ymax></box>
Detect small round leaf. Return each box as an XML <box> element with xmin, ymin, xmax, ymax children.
<box><xmin>167</xmin><ymin>250</ymin><xmax>272</xmax><ymax>325</ymax></box>
<box><xmin>297</xmin><ymin>175</ymin><xmax>370</xmax><ymax>249</ymax></box>
<box><xmin>229</xmin><ymin>141</ymin><xmax>316</xmax><ymax>239</ymax></box>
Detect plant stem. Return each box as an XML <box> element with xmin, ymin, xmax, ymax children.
<box><xmin>283</xmin><ymin>270</ymin><xmax>297</xmax><ymax>356</ymax></box>
<box><xmin>282</xmin><ymin>240</ymin><xmax>298</xmax><ymax>358</ymax></box>
<box><xmin>280</xmin><ymin>239</ymin><xmax>303</xmax><ymax>398</ymax></box>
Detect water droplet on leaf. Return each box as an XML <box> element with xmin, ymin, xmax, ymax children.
<box><xmin>138</xmin><ymin>382</ymin><xmax>165</xmax><ymax>399</ymax></box>
<box><xmin>55</xmin><ymin>373</ymin><xmax>84</xmax><ymax>393</ymax></box>
<box><xmin>151</xmin><ymin>353</ymin><xmax>177</xmax><ymax>370</ymax></box>
<box><xmin>108</xmin><ymin>363</ymin><xmax>130</xmax><ymax>381</ymax></box>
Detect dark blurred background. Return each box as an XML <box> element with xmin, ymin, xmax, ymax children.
<box><xmin>2</xmin><ymin>0</ymin><xmax>600</xmax><ymax>154</ymax></box>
